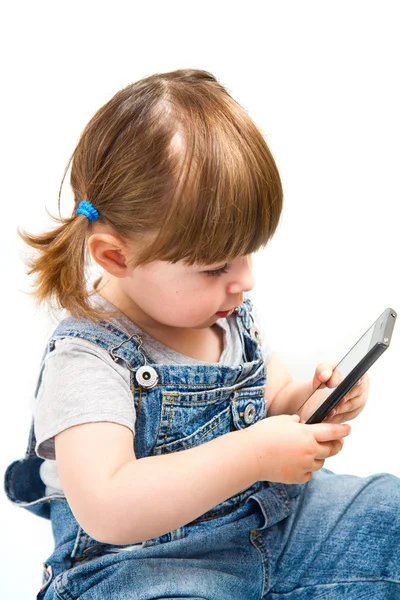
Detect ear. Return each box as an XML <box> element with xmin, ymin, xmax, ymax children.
<box><xmin>88</xmin><ymin>233</ymin><xmax>129</xmax><ymax>278</ymax></box>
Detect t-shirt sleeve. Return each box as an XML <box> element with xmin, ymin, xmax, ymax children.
<box><xmin>33</xmin><ymin>337</ymin><xmax>136</xmax><ymax>460</ymax></box>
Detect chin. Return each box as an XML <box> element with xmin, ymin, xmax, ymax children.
<box><xmin>152</xmin><ymin>308</ymin><xmax>219</xmax><ymax>329</ymax></box>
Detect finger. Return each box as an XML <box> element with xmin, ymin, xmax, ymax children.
<box><xmin>349</xmin><ymin>375</ymin><xmax>367</xmax><ymax>395</ymax></box>
<box><xmin>328</xmin><ymin>371</ymin><xmax>343</xmax><ymax>388</ymax></box>
<box><xmin>329</xmin><ymin>398</ymin><xmax>349</xmax><ymax>415</ymax></box>
<box><xmin>333</xmin><ymin>392</ymin><xmax>356</xmax><ymax>411</ymax></box>
<box><xmin>323</xmin><ymin>392</ymin><xmax>356</xmax><ymax>419</ymax></box>
<box><xmin>355</xmin><ymin>374</ymin><xmax>368</xmax><ymax>387</ymax></box>
<box><xmin>311</xmin><ymin>422</ymin><xmax>351</xmax><ymax>442</ymax></box>
<box><xmin>324</xmin><ymin>407</ymin><xmax>338</xmax><ymax>420</ymax></box>
<box><xmin>335</xmin><ymin>395</ymin><xmax>361</xmax><ymax>415</ymax></box>
<box><xmin>318</xmin><ymin>363</ymin><xmax>333</xmax><ymax>380</ymax></box>
<box><xmin>315</xmin><ymin>438</ymin><xmax>344</xmax><ymax>459</ymax></box>
<box><xmin>315</xmin><ymin>364</ymin><xmax>333</xmax><ymax>388</ymax></box>
<box><xmin>318</xmin><ymin>367</ymin><xmax>343</xmax><ymax>389</ymax></box>
<box><xmin>325</xmin><ymin>407</ymin><xmax>363</xmax><ymax>423</ymax></box>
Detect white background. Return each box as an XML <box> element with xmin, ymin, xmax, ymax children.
<box><xmin>1</xmin><ymin>1</ymin><xmax>399</xmax><ymax>597</ymax></box>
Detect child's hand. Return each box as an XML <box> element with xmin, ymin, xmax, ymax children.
<box><xmin>313</xmin><ymin>363</ymin><xmax>370</xmax><ymax>423</ymax></box>
<box><xmin>247</xmin><ymin>414</ymin><xmax>351</xmax><ymax>484</ymax></box>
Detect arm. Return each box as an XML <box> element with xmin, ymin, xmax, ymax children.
<box><xmin>56</xmin><ymin>407</ymin><xmax>351</xmax><ymax>546</ymax></box>
<box><xmin>55</xmin><ymin>421</ymin><xmax>259</xmax><ymax>545</ymax></box>
<box><xmin>265</xmin><ymin>352</ymin><xmax>314</xmax><ymax>416</ymax></box>
<box><xmin>265</xmin><ymin>354</ymin><xmax>369</xmax><ymax>421</ymax></box>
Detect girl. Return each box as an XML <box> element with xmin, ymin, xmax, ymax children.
<box><xmin>5</xmin><ymin>69</ymin><xmax>399</xmax><ymax>600</ymax></box>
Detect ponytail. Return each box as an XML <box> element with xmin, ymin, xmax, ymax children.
<box><xmin>19</xmin><ymin>212</ymin><xmax>104</xmax><ymax>321</ymax></box>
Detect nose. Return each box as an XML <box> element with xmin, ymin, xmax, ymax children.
<box><xmin>226</xmin><ymin>257</ymin><xmax>256</xmax><ymax>295</ymax></box>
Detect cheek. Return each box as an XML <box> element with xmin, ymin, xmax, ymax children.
<box><xmin>149</xmin><ymin>281</ymin><xmax>222</xmax><ymax>324</ymax></box>
<box><xmin>160</xmin><ymin>285</ymin><xmax>217</xmax><ymax>315</ymax></box>
<box><xmin>128</xmin><ymin>264</ymin><xmax>225</xmax><ymax>324</ymax></box>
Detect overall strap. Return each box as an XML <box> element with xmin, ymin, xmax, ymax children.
<box><xmin>50</xmin><ymin>317</ymin><xmax>152</xmax><ymax>369</ymax></box>
<box><xmin>236</xmin><ymin>297</ymin><xmax>264</xmax><ymax>352</ymax></box>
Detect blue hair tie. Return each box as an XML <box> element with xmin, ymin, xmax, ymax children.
<box><xmin>76</xmin><ymin>200</ymin><xmax>99</xmax><ymax>222</ymax></box>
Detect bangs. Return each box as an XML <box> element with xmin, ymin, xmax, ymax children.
<box><xmin>130</xmin><ymin>82</ymin><xmax>283</xmax><ymax>267</ymax></box>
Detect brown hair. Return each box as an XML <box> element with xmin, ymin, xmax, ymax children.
<box><xmin>20</xmin><ymin>69</ymin><xmax>283</xmax><ymax>320</ymax></box>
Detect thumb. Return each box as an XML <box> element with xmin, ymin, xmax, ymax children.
<box><xmin>313</xmin><ymin>363</ymin><xmax>334</xmax><ymax>389</ymax></box>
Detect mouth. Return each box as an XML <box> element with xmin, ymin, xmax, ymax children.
<box><xmin>215</xmin><ymin>308</ymin><xmax>235</xmax><ymax>318</ymax></box>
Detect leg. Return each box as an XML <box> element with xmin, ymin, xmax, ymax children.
<box><xmin>261</xmin><ymin>469</ymin><xmax>400</xmax><ymax>598</ymax></box>
<box><xmin>46</xmin><ymin>500</ymin><xmax>265</xmax><ymax>600</ymax></box>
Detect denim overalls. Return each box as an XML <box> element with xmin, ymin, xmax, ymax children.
<box><xmin>5</xmin><ymin>299</ymin><xmax>400</xmax><ymax>599</ymax></box>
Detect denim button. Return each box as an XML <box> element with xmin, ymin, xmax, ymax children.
<box><xmin>243</xmin><ymin>403</ymin><xmax>257</xmax><ymax>425</ymax></box>
<box><xmin>250</xmin><ymin>326</ymin><xmax>261</xmax><ymax>345</ymax></box>
<box><xmin>136</xmin><ymin>365</ymin><xmax>159</xmax><ymax>388</ymax></box>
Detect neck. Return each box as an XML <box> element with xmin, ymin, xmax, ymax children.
<box><xmin>95</xmin><ymin>274</ymin><xmax>223</xmax><ymax>361</ymax></box>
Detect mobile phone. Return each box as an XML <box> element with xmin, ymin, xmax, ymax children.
<box><xmin>296</xmin><ymin>307</ymin><xmax>397</xmax><ymax>424</ymax></box>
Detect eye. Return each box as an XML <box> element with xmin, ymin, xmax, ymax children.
<box><xmin>203</xmin><ymin>263</ymin><xmax>230</xmax><ymax>277</ymax></box>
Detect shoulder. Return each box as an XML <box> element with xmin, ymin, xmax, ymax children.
<box><xmin>39</xmin><ymin>335</ymin><xmax>132</xmax><ymax>395</ymax></box>
<box><xmin>49</xmin><ymin>335</ymin><xmax>116</xmax><ymax>362</ymax></box>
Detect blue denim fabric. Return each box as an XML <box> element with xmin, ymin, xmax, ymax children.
<box><xmin>4</xmin><ymin>299</ymin><xmax>400</xmax><ymax>599</ymax></box>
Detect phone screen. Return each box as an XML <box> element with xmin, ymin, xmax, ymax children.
<box><xmin>297</xmin><ymin>321</ymin><xmax>376</xmax><ymax>423</ymax></box>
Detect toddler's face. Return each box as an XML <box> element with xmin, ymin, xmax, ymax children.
<box><xmin>121</xmin><ymin>254</ymin><xmax>255</xmax><ymax>329</ymax></box>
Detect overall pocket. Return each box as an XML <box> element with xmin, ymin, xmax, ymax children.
<box><xmin>153</xmin><ymin>385</ymin><xmax>266</xmax><ymax>455</ymax></box>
